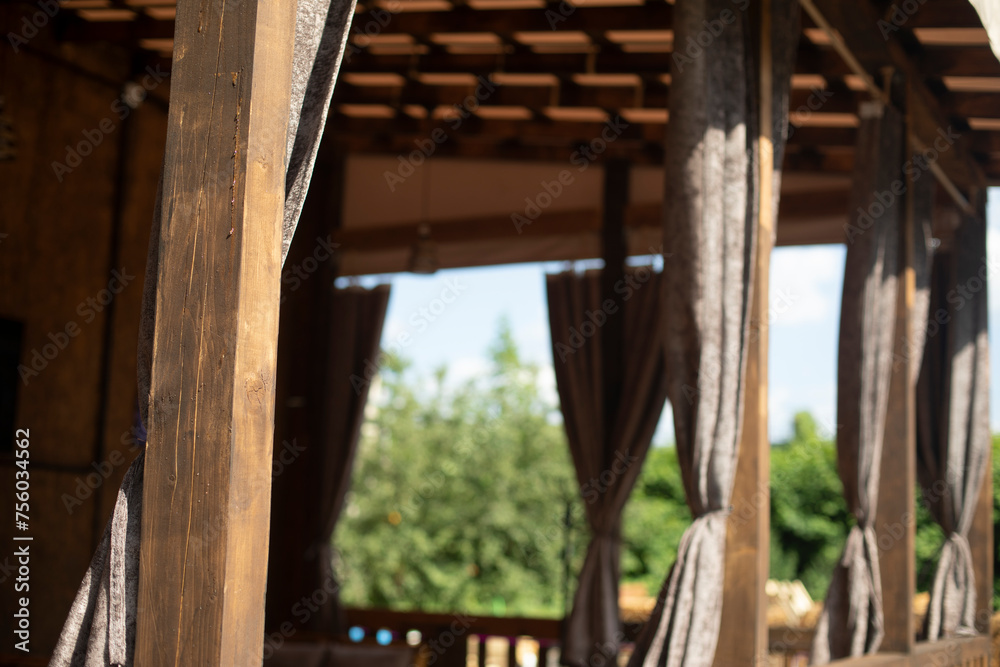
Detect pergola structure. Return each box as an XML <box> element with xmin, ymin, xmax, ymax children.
<box><xmin>0</xmin><ymin>0</ymin><xmax>998</xmax><ymax>666</ymax></box>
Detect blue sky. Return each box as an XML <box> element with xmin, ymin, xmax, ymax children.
<box><xmin>347</xmin><ymin>187</ymin><xmax>1000</xmax><ymax>444</ymax></box>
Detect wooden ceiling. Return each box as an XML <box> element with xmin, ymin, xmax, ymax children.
<box><xmin>54</xmin><ymin>0</ymin><xmax>1000</xmax><ymax>186</ymax></box>
<box><xmin>48</xmin><ymin>0</ymin><xmax>1000</xmax><ymax>265</ymax></box>
<box><xmin>53</xmin><ymin>2</ymin><xmax>1000</xmax><ymax>164</ymax></box>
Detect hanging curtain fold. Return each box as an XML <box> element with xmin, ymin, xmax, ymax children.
<box><xmin>626</xmin><ymin>1</ymin><xmax>797</xmax><ymax>665</ymax></box>
<box><xmin>314</xmin><ymin>285</ymin><xmax>391</xmax><ymax>629</ymax></box>
<box><xmin>547</xmin><ymin>267</ymin><xmax>669</xmax><ymax>667</ymax></box>
<box><xmin>916</xmin><ymin>213</ymin><xmax>990</xmax><ymax>640</ymax></box>
<box><xmin>908</xmin><ymin>176</ymin><xmax>934</xmax><ymax>384</ymax></box>
<box><xmin>50</xmin><ymin>1</ymin><xmax>358</xmax><ymax>663</ymax></box>
<box><xmin>810</xmin><ymin>101</ymin><xmax>903</xmax><ymax>665</ymax></box>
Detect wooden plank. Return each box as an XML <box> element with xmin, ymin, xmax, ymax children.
<box><xmin>134</xmin><ymin>0</ymin><xmax>296</xmax><ymax>664</ymax></box>
<box><xmin>875</xmin><ymin>114</ymin><xmax>916</xmax><ymax>654</ymax></box>
<box><xmin>330</xmin><ymin>187</ymin><xmax>852</xmax><ymax>251</ymax></box>
<box><xmin>331</xmin><ymin>80</ymin><xmax>857</xmax><ymax>118</ymax></box>
<box><xmin>600</xmin><ymin>159</ymin><xmax>628</xmax><ymax>445</ymax></box>
<box><xmin>969</xmin><ymin>193</ymin><xmax>994</xmax><ymax>637</ymax></box>
<box><xmin>712</xmin><ymin>1</ymin><xmax>772</xmax><ymax>664</ymax></box>
<box><xmin>805</xmin><ymin>0</ymin><xmax>987</xmax><ymax>199</ymax></box>
<box><xmin>913</xmin><ymin>635</ymin><xmax>992</xmax><ymax>665</ymax></box>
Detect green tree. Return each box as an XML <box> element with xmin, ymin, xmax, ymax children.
<box><xmin>769</xmin><ymin>412</ymin><xmax>851</xmax><ymax>598</ymax></box>
<box><xmin>621</xmin><ymin>446</ymin><xmax>690</xmax><ymax>594</ymax></box>
<box><xmin>334</xmin><ymin>320</ymin><xmax>580</xmax><ymax>617</ymax></box>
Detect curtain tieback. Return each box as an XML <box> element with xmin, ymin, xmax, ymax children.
<box><xmin>697</xmin><ymin>507</ymin><xmax>732</xmax><ymax>521</ymax></box>
<box><xmin>592</xmin><ymin>528</ymin><xmax>623</xmax><ymax>543</ymax></box>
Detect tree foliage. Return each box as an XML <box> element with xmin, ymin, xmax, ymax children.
<box><xmin>335</xmin><ymin>320</ymin><xmax>580</xmax><ymax>617</ymax></box>
<box><xmin>335</xmin><ymin>324</ymin><xmax>1000</xmax><ymax>614</ymax></box>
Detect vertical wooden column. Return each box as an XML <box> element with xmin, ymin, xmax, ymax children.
<box><xmin>712</xmin><ymin>3</ymin><xmax>771</xmax><ymax>665</ymax></box>
<box><xmin>601</xmin><ymin>159</ymin><xmax>629</xmax><ymax>447</ymax></box>
<box><xmin>135</xmin><ymin>0</ymin><xmax>296</xmax><ymax>664</ymax></box>
<box><xmin>876</xmin><ymin>124</ymin><xmax>916</xmax><ymax>654</ymax></box>
<box><xmin>969</xmin><ymin>190</ymin><xmax>994</xmax><ymax>636</ymax></box>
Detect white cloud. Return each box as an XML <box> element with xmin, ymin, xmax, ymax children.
<box><xmin>769</xmin><ymin>382</ymin><xmax>837</xmax><ymax>442</ymax></box>
<box><xmin>987</xmin><ymin>226</ymin><xmax>1000</xmax><ymax>318</ymax></box>
<box><xmin>447</xmin><ymin>357</ymin><xmax>491</xmax><ymax>385</ymax></box>
<box><xmin>769</xmin><ymin>246</ymin><xmax>845</xmax><ymax>326</ymax></box>
<box><xmin>536</xmin><ymin>363</ymin><xmax>558</xmax><ymax>410</ymax></box>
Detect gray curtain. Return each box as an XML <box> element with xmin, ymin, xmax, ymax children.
<box><xmin>546</xmin><ymin>268</ymin><xmax>669</xmax><ymax>666</ymax></box>
<box><xmin>625</xmin><ymin>1</ymin><xmax>797</xmax><ymax>665</ymax></box>
<box><xmin>916</xmin><ymin>214</ymin><xmax>990</xmax><ymax>640</ymax></box>
<box><xmin>811</xmin><ymin>101</ymin><xmax>903</xmax><ymax>664</ymax></box>
<box><xmin>49</xmin><ymin>0</ymin><xmax>358</xmax><ymax>664</ymax></box>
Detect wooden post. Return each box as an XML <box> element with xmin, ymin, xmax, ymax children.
<box><xmin>135</xmin><ymin>0</ymin><xmax>296</xmax><ymax>664</ymax></box>
<box><xmin>600</xmin><ymin>158</ymin><xmax>629</xmax><ymax>455</ymax></box>
<box><xmin>712</xmin><ymin>2</ymin><xmax>771</xmax><ymax>665</ymax></box>
<box><xmin>875</xmin><ymin>123</ymin><xmax>916</xmax><ymax>655</ymax></box>
<box><xmin>969</xmin><ymin>190</ymin><xmax>994</xmax><ymax>637</ymax></box>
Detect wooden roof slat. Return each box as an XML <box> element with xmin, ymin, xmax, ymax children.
<box><xmin>53</xmin><ymin>0</ymin><xmax>1000</xmax><ymax>183</ymax></box>
<box><xmin>806</xmin><ymin>0</ymin><xmax>987</xmax><ymax>195</ymax></box>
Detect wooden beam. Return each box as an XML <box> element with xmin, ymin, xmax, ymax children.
<box><xmin>803</xmin><ymin>0</ymin><xmax>987</xmax><ymax>201</ymax></box>
<box><xmin>135</xmin><ymin>0</ymin><xmax>295</xmax><ymax>664</ymax></box>
<box><xmin>913</xmin><ymin>635</ymin><xmax>993</xmax><ymax>665</ymax></box>
<box><xmin>969</xmin><ymin>191</ymin><xmax>994</xmax><ymax>635</ymax></box>
<box><xmin>332</xmin><ymin>186</ymin><xmax>850</xmax><ymax>252</ymax></box>
<box><xmin>331</xmin><ymin>80</ymin><xmax>859</xmax><ymax>119</ymax></box>
<box><xmin>875</xmin><ymin>115</ymin><xmax>917</xmax><ymax>655</ymax></box>
<box><xmin>712</xmin><ymin>1</ymin><xmax>772</xmax><ymax>665</ymax></box>
<box><xmin>600</xmin><ymin>158</ymin><xmax>628</xmax><ymax>469</ymax></box>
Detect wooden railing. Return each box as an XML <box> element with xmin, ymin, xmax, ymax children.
<box><xmin>339</xmin><ymin>609</ymin><xmax>993</xmax><ymax>667</ymax></box>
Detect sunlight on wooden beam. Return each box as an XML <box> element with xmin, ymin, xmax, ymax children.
<box><xmin>338</xmin><ymin>104</ymin><xmax>397</xmax><ymax>118</ymax></box>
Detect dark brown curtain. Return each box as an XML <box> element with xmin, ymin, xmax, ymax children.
<box><xmin>315</xmin><ymin>284</ymin><xmax>391</xmax><ymax>627</ymax></box>
<box><xmin>49</xmin><ymin>0</ymin><xmax>359</xmax><ymax>663</ymax></box>
<box><xmin>916</xmin><ymin>214</ymin><xmax>990</xmax><ymax>640</ymax></box>
<box><xmin>547</xmin><ymin>268</ymin><xmax>668</xmax><ymax>666</ymax></box>
<box><xmin>811</xmin><ymin>101</ymin><xmax>903</xmax><ymax>664</ymax></box>
<box><xmin>626</xmin><ymin>1</ymin><xmax>797</xmax><ymax>665</ymax></box>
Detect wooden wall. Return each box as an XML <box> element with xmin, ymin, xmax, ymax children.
<box><xmin>0</xmin><ymin>3</ymin><xmax>166</xmax><ymax>658</ymax></box>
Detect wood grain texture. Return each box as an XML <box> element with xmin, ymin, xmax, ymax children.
<box><xmin>806</xmin><ymin>0</ymin><xmax>987</xmax><ymax>198</ymax></box>
<box><xmin>712</xmin><ymin>2</ymin><xmax>771</xmax><ymax>664</ymax></box>
<box><xmin>969</xmin><ymin>190</ymin><xmax>993</xmax><ymax>638</ymax></box>
<box><xmin>135</xmin><ymin>0</ymin><xmax>296</xmax><ymax>664</ymax></box>
<box><xmin>876</xmin><ymin>138</ymin><xmax>916</xmax><ymax>654</ymax></box>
